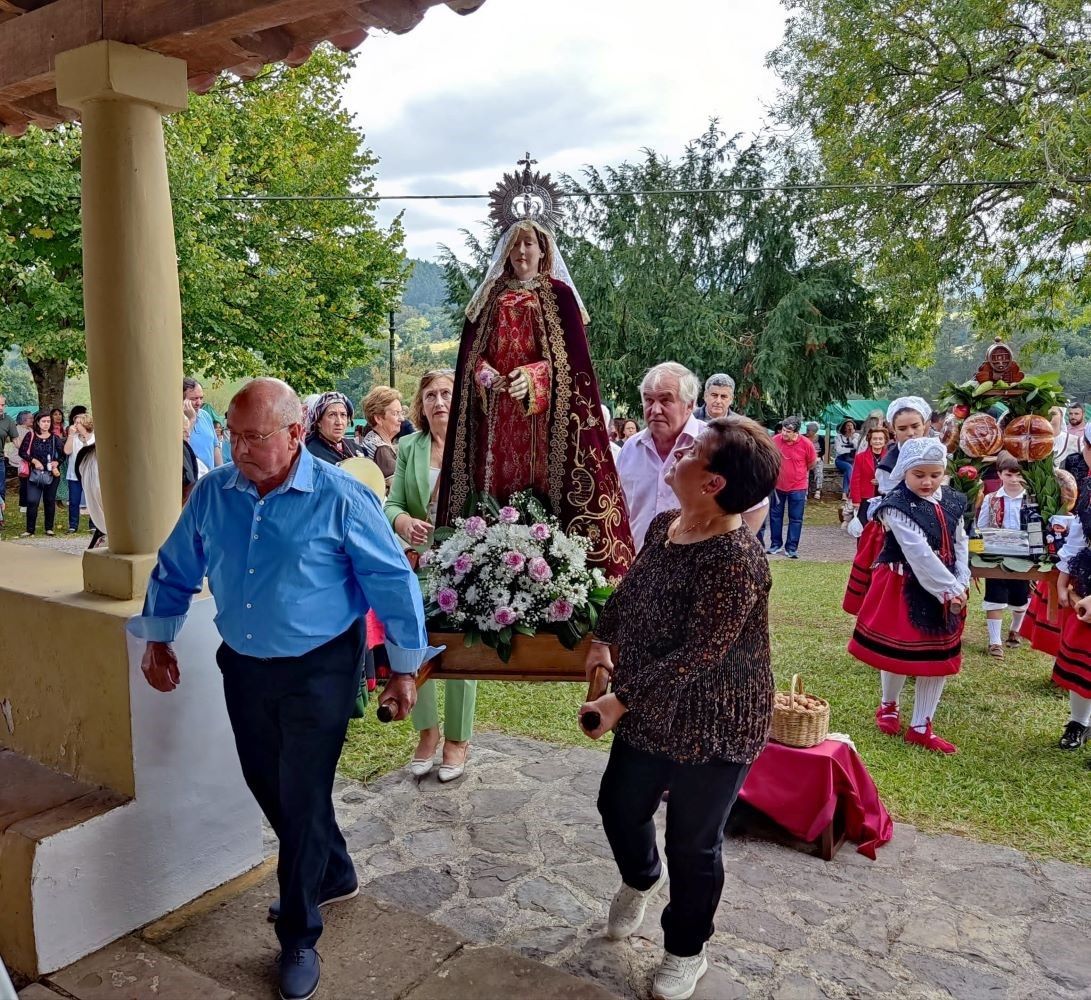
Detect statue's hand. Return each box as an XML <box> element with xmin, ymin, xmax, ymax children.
<box><xmin>508</xmin><ymin>369</ymin><xmax>529</xmax><ymax>401</ymax></box>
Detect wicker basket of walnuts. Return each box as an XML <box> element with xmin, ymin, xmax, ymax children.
<box><xmin>771</xmin><ymin>674</ymin><xmax>830</xmax><ymax>748</ymax></box>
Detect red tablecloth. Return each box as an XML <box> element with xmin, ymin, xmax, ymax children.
<box><xmin>739</xmin><ymin>739</ymin><xmax>893</xmax><ymax>859</ymax></box>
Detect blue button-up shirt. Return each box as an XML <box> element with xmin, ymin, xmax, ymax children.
<box><xmin>127</xmin><ymin>446</ymin><xmax>436</xmax><ymax>673</ymax></box>
<box><xmin>189</xmin><ymin>407</ymin><xmax>218</xmax><ymax>470</ymax></box>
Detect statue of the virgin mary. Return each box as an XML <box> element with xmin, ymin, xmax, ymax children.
<box><xmin>436</xmin><ymin>157</ymin><xmax>635</xmax><ymax>579</ymax></box>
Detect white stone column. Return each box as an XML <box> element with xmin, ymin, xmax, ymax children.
<box><xmin>56</xmin><ymin>41</ymin><xmax>188</xmax><ymax>599</ymax></box>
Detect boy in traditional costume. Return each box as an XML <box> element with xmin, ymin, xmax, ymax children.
<box><xmin>976</xmin><ymin>451</ymin><xmax>1030</xmax><ymax>658</ymax></box>
<box><xmin>848</xmin><ymin>438</ymin><xmax>970</xmax><ymax>754</ymax></box>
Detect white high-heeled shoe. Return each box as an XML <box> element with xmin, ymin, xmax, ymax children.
<box><xmin>409</xmin><ymin>757</ymin><xmax>434</xmax><ymax>777</ymax></box>
<box><xmin>437</xmin><ymin>747</ymin><xmax>469</xmax><ymax>783</ymax></box>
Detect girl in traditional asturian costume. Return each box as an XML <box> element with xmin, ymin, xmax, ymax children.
<box><xmin>843</xmin><ymin>396</ymin><xmax>932</xmax><ymax>614</ymax></box>
<box><xmin>1053</xmin><ymin>425</ymin><xmax>1091</xmax><ymax>755</ymax></box>
<box><xmin>848</xmin><ymin>438</ymin><xmax>970</xmax><ymax>754</ymax></box>
<box><xmin>976</xmin><ymin>451</ymin><xmax>1030</xmax><ymax>658</ymax></box>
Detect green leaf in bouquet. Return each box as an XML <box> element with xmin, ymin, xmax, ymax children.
<box><xmin>515</xmin><ymin>623</ymin><xmax>536</xmax><ymax>637</ymax></box>
<box><xmin>482</xmin><ymin>495</ymin><xmax>502</xmax><ymax>519</ymax></box>
<box><xmin>590</xmin><ymin>586</ymin><xmax>614</xmax><ymax>602</ymax></box>
<box><xmin>588</xmin><ymin>604</ymin><xmax>599</xmax><ymax>629</ymax></box>
<box><xmin>496</xmin><ymin>640</ymin><xmax>513</xmax><ymax>664</ymax></box>
<box><xmin>432</xmin><ymin>526</ymin><xmax>454</xmax><ymax>543</ymax></box>
<box><xmin>463</xmin><ymin>629</ymin><xmax>480</xmax><ymax>647</ymax></box>
<box><xmin>498</xmin><ymin>626</ymin><xmax>513</xmax><ymax>645</ymax></box>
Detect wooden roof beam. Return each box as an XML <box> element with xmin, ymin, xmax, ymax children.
<box><xmin>0</xmin><ymin>0</ymin><xmax>102</xmax><ymax>98</ymax></box>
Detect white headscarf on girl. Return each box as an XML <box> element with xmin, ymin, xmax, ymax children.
<box><xmin>890</xmin><ymin>437</ymin><xmax>948</xmax><ymax>485</ymax></box>
<box><xmin>886</xmin><ymin>396</ymin><xmax>932</xmax><ymax>425</ymax></box>
<box><xmin>464</xmin><ymin>220</ymin><xmax>589</xmax><ymax>325</ymax></box>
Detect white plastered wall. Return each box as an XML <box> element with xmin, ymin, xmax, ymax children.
<box><xmin>29</xmin><ymin>597</ymin><xmax>262</xmax><ymax>973</ymax></box>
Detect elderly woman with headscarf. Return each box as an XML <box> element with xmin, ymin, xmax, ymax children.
<box><xmin>306</xmin><ymin>392</ymin><xmax>362</xmax><ymax>465</ymax></box>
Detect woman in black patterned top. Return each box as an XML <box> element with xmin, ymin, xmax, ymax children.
<box><xmin>579</xmin><ymin>415</ymin><xmax>780</xmax><ymax>1000</ymax></box>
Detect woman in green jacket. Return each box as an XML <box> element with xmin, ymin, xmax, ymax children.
<box><xmin>385</xmin><ymin>369</ymin><xmax>476</xmax><ymax>783</ymax></box>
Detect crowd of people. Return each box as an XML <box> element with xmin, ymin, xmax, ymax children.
<box><xmin>0</xmin><ymin>395</ymin><xmax>97</xmax><ymax>537</ymax></box>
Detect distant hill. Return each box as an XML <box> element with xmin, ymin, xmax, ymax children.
<box><xmin>403</xmin><ymin>259</ymin><xmax>449</xmax><ymax>310</ymax></box>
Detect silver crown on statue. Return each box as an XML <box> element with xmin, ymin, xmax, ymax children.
<box><xmin>488</xmin><ymin>152</ymin><xmax>564</xmax><ymax>233</ymax></box>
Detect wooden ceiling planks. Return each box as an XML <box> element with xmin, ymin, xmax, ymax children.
<box><xmin>0</xmin><ymin>0</ymin><xmax>486</xmax><ymax>134</ymax></box>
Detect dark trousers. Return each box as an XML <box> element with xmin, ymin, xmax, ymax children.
<box><xmin>217</xmin><ymin>620</ymin><xmax>364</xmax><ymax>951</ymax></box>
<box><xmin>597</xmin><ymin>737</ymin><xmax>750</xmax><ymax>957</ymax></box>
<box><xmin>768</xmin><ymin>488</ymin><xmax>807</xmax><ymax>554</ymax></box>
<box><xmin>25</xmin><ymin>476</ymin><xmax>59</xmax><ymax>534</ymax></box>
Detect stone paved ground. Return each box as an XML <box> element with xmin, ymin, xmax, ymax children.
<box><xmin>323</xmin><ymin>732</ymin><xmax>1091</xmax><ymax>1000</ymax></box>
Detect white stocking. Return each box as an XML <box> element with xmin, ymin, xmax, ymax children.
<box><xmin>880</xmin><ymin>671</ymin><xmax>906</xmax><ymax>705</ymax></box>
<box><xmin>1011</xmin><ymin>608</ymin><xmax>1027</xmax><ymax>633</ymax></box>
<box><xmin>1070</xmin><ymin>692</ymin><xmax>1091</xmax><ymax>727</ymax></box>
<box><xmin>910</xmin><ymin>676</ymin><xmax>947</xmax><ymax>731</ymax></box>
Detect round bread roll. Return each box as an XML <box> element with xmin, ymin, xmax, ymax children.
<box><xmin>1002</xmin><ymin>415</ymin><xmax>1055</xmax><ymax>463</ymax></box>
<box><xmin>959</xmin><ymin>413</ymin><xmax>1003</xmax><ymax>458</ymax></box>
<box><xmin>1056</xmin><ymin>467</ymin><xmax>1079</xmax><ymax>513</ymax></box>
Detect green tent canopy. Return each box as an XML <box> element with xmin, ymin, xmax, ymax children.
<box><xmin>818</xmin><ymin>399</ymin><xmax>891</xmax><ymax>431</ymax></box>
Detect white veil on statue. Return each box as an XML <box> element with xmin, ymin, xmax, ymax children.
<box><xmin>465</xmin><ymin>219</ymin><xmax>589</xmax><ymax>324</ymax></box>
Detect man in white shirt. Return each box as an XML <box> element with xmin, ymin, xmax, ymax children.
<box><xmin>1054</xmin><ymin>402</ymin><xmax>1086</xmax><ymax>468</ymax></box>
<box><xmin>616</xmin><ymin>363</ymin><xmax>767</xmax><ymax>549</ymax></box>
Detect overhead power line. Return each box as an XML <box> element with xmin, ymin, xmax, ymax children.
<box><xmin>211</xmin><ymin>176</ymin><xmax>1090</xmax><ymax>203</ymax></box>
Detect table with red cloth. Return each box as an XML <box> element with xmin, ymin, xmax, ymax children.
<box><xmin>736</xmin><ymin>738</ymin><xmax>893</xmax><ymax>860</ymax></box>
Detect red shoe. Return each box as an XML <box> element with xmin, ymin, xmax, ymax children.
<box><xmin>904</xmin><ymin>721</ymin><xmax>957</xmax><ymax>754</ymax></box>
<box><xmin>875</xmin><ymin>701</ymin><xmax>900</xmax><ymax>736</ymax></box>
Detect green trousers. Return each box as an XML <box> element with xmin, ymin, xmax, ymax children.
<box><xmin>411</xmin><ymin>679</ymin><xmax>477</xmax><ymax>741</ymax></box>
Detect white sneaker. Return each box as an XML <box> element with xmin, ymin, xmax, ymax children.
<box><xmin>651</xmin><ymin>948</ymin><xmax>708</xmax><ymax>1000</ymax></box>
<box><xmin>606</xmin><ymin>867</ymin><xmax>667</xmax><ymax>940</ymax></box>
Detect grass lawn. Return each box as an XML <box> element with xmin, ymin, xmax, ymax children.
<box><xmin>2</xmin><ymin>478</ymin><xmax>94</xmax><ymax>540</ymax></box>
<box><xmin>342</xmin><ymin>534</ymin><xmax>1091</xmax><ymax>866</ymax></box>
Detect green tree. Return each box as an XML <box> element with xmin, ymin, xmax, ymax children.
<box><xmin>0</xmin><ymin>46</ymin><xmax>402</xmax><ymax>408</ymax></box>
<box><xmin>443</xmin><ymin>126</ymin><xmax>901</xmax><ymax>418</ymax></box>
<box><xmin>769</xmin><ymin>0</ymin><xmax>1091</xmax><ymax>340</ymax></box>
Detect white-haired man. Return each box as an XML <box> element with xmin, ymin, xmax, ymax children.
<box><xmin>617</xmin><ymin>363</ymin><xmax>768</xmax><ymax>550</ymax></box>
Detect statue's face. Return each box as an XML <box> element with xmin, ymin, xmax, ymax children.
<box><xmin>990</xmin><ymin>347</ymin><xmax>1012</xmax><ymax>375</ymax></box>
<box><xmin>508</xmin><ymin>229</ymin><xmax>542</xmax><ymax>281</ymax></box>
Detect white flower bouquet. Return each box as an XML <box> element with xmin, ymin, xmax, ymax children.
<box><xmin>419</xmin><ymin>492</ymin><xmax>613</xmax><ymax>663</ymax></box>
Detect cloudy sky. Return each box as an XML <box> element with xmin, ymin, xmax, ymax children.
<box><xmin>344</xmin><ymin>0</ymin><xmax>788</xmax><ymax>260</ymax></box>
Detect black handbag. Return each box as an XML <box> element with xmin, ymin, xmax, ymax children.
<box><xmin>28</xmin><ymin>467</ymin><xmax>53</xmax><ymax>487</ymax></box>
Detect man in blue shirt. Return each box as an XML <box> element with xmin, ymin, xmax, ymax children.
<box><xmin>183</xmin><ymin>376</ymin><xmax>221</xmax><ymax>470</ymax></box>
<box><xmin>129</xmin><ymin>378</ymin><xmax>437</xmax><ymax>1000</ymax></box>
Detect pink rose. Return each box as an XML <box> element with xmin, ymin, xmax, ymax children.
<box><xmin>530</xmin><ymin>523</ymin><xmax>551</xmax><ymax>542</ymax></box>
<box><xmin>453</xmin><ymin>553</ymin><xmax>473</xmax><ymax>576</ymax></box>
<box><xmin>503</xmin><ymin>550</ymin><xmax>526</xmax><ymax>572</ymax></box>
<box><xmin>437</xmin><ymin>588</ymin><xmax>458</xmax><ymax>614</ymax></box>
<box><xmin>476</xmin><ymin>368</ymin><xmax>495</xmax><ymax>389</ymax></box>
<box><xmin>463</xmin><ymin>515</ymin><xmax>487</xmax><ymax>538</ymax></box>
<box><xmin>493</xmin><ymin>606</ymin><xmax>517</xmax><ymax>627</ymax></box>
<box><xmin>418</xmin><ymin>550</ymin><xmax>433</xmax><ymax>568</ymax></box>
<box><xmin>499</xmin><ymin>506</ymin><xmax>520</xmax><ymax>524</ymax></box>
<box><xmin>527</xmin><ymin>556</ymin><xmax>552</xmax><ymax>583</ymax></box>
<box><xmin>548</xmin><ymin>598</ymin><xmax>573</xmax><ymax>622</ymax></box>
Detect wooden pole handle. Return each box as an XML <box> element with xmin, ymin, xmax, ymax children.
<box><xmin>580</xmin><ymin>664</ymin><xmax>612</xmax><ymax>733</ymax></box>
<box><xmin>377</xmin><ymin>660</ymin><xmax>434</xmax><ymax>723</ymax></box>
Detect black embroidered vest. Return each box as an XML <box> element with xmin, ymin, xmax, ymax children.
<box><xmin>872</xmin><ymin>484</ymin><xmax>967</xmax><ymax>634</ymax></box>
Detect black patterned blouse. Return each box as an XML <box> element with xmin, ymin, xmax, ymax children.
<box><xmin>594</xmin><ymin>511</ymin><xmax>774</xmax><ymax>765</ymax></box>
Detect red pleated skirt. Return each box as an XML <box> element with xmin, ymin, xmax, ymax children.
<box><xmin>848</xmin><ymin>564</ymin><xmax>964</xmax><ymax>676</ymax></box>
<box><xmin>1019</xmin><ymin>582</ymin><xmax>1064</xmax><ymax>658</ymax></box>
<box><xmin>1053</xmin><ymin>611</ymin><xmax>1091</xmax><ymax>699</ymax></box>
<box><xmin>843</xmin><ymin>518</ymin><xmax>884</xmax><ymax>616</ymax></box>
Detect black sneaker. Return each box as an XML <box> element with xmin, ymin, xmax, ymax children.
<box><xmin>1059</xmin><ymin>720</ymin><xmax>1088</xmax><ymax>751</ymax></box>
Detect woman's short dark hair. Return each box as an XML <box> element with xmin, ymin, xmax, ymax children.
<box><xmin>33</xmin><ymin>409</ymin><xmax>52</xmax><ymax>430</ymax></box>
<box><xmin>68</xmin><ymin>405</ymin><xmax>87</xmax><ymax>425</ymax></box>
<box><xmin>703</xmin><ymin>416</ymin><xmax>782</xmax><ymax>513</ymax></box>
